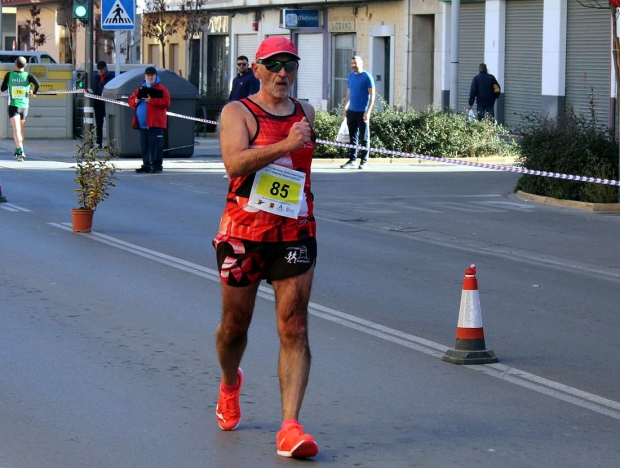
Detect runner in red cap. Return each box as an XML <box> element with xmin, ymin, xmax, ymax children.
<box><xmin>213</xmin><ymin>36</ymin><xmax>319</xmax><ymax>459</ymax></box>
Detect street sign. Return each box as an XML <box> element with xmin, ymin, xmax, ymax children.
<box><xmin>101</xmin><ymin>0</ymin><xmax>135</xmax><ymax>31</ymax></box>
<box><xmin>281</xmin><ymin>9</ymin><xmax>320</xmax><ymax>29</ymax></box>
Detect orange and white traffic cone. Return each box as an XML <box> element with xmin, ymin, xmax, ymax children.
<box><xmin>443</xmin><ymin>265</ymin><xmax>498</xmax><ymax>365</ymax></box>
<box><xmin>0</xmin><ymin>174</ymin><xmax>7</xmax><ymax>203</ymax></box>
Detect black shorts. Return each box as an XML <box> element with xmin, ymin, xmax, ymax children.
<box><xmin>8</xmin><ymin>106</ymin><xmax>28</xmax><ymax>120</ymax></box>
<box><xmin>213</xmin><ymin>234</ymin><xmax>317</xmax><ymax>287</ymax></box>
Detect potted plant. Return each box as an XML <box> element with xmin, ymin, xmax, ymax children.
<box><xmin>71</xmin><ymin>130</ymin><xmax>118</xmax><ymax>232</ymax></box>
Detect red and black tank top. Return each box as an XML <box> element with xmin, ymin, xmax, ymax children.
<box><xmin>217</xmin><ymin>97</ymin><xmax>316</xmax><ymax>242</ymax></box>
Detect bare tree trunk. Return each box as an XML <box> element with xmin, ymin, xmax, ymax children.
<box><xmin>160</xmin><ymin>40</ymin><xmax>166</xmax><ymax>68</ymax></box>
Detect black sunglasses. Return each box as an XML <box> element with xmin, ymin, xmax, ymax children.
<box><xmin>256</xmin><ymin>59</ymin><xmax>299</xmax><ymax>73</ymax></box>
<box><xmin>237</xmin><ymin>62</ymin><xmax>247</xmax><ymax>66</ymax></box>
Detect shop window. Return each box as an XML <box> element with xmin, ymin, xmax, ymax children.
<box><xmin>331</xmin><ymin>34</ymin><xmax>355</xmax><ymax>109</ymax></box>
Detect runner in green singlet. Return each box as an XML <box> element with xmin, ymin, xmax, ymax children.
<box><xmin>0</xmin><ymin>56</ymin><xmax>40</xmax><ymax>161</ymax></box>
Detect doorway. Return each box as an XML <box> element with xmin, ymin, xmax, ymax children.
<box><xmin>331</xmin><ymin>33</ymin><xmax>355</xmax><ymax>110</ymax></box>
<box><xmin>370</xmin><ymin>26</ymin><xmax>394</xmax><ymax>110</ymax></box>
<box><xmin>206</xmin><ymin>35</ymin><xmax>230</xmax><ymax>100</ymax></box>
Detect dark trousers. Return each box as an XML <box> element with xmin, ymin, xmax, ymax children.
<box><xmin>346</xmin><ymin>111</ymin><xmax>370</xmax><ymax>163</ymax></box>
<box><xmin>476</xmin><ymin>104</ymin><xmax>495</xmax><ymax>121</ymax></box>
<box><xmin>94</xmin><ymin>106</ymin><xmax>105</xmax><ymax>146</ymax></box>
<box><xmin>139</xmin><ymin>127</ymin><xmax>164</xmax><ymax>170</ymax></box>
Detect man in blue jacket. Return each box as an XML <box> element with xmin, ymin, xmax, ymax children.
<box><xmin>91</xmin><ymin>61</ymin><xmax>115</xmax><ymax>148</ymax></box>
<box><xmin>228</xmin><ymin>55</ymin><xmax>260</xmax><ymax>101</ymax></box>
<box><xmin>468</xmin><ymin>63</ymin><xmax>501</xmax><ymax>121</ymax></box>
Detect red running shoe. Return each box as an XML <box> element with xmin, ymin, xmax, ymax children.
<box><xmin>215</xmin><ymin>368</ymin><xmax>243</xmax><ymax>431</ymax></box>
<box><xmin>276</xmin><ymin>420</ymin><xmax>319</xmax><ymax>458</ymax></box>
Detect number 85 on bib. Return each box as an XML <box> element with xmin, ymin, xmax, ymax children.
<box><xmin>248</xmin><ymin>164</ymin><xmax>306</xmax><ymax>219</ymax></box>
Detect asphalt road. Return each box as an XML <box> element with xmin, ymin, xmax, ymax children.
<box><xmin>1</xmin><ymin>140</ymin><xmax>619</xmax><ymax>467</ymax></box>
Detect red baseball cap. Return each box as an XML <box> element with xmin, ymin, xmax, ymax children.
<box><xmin>255</xmin><ymin>37</ymin><xmax>300</xmax><ymax>61</ymax></box>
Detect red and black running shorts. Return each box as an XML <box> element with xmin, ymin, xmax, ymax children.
<box><xmin>213</xmin><ymin>234</ymin><xmax>317</xmax><ymax>287</ymax></box>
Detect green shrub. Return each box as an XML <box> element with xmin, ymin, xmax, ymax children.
<box><xmin>514</xmin><ymin>109</ymin><xmax>618</xmax><ymax>203</ymax></box>
<box><xmin>313</xmin><ymin>102</ymin><xmax>518</xmax><ymax>160</ymax></box>
<box><xmin>311</xmin><ymin>109</ymin><xmax>347</xmax><ymax>158</ymax></box>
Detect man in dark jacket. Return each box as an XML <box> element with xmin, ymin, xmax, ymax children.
<box><xmin>468</xmin><ymin>63</ymin><xmax>501</xmax><ymax>121</ymax></box>
<box><xmin>228</xmin><ymin>55</ymin><xmax>260</xmax><ymax>101</ymax></box>
<box><xmin>128</xmin><ymin>67</ymin><xmax>171</xmax><ymax>173</ymax></box>
<box><xmin>91</xmin><ymin>61</ymin><xmax>115</xmax><ymax>147</ymax></box>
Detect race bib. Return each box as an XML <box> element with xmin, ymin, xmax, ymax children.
<box><xmin>247</xmin><ymin>164</ymin><xmax>306</xmax><ymax>219</ymax></box>
<box><xmin>11</xmin><ymin>86</ymin><xmax>27</xmax><ymax>99</ymax></box>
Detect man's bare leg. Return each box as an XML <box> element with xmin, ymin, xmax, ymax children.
<box><xmin>214</xmin><ymin>280</ymin><xmax>259</xmax><ymax>430</ymax></box>
<box><xmin>273</xmin><ymin>266</ymin><xmax>314</xmax><ymax>421</ymax></box>
<box><xmin>19</xmin><ymin>119</ymin><xmax>26</xmax><ymax>148</ymax></box>
<box><xmin>216</xmin><ymin>281</ymin><xmax>259</xmax><ymax>386</ymax></box>
<box><xmin>10</xmin><ymin>115</ymin><xmax>22</xmax><ymax>149</ymax></box>
<box><xmin>273</xmin><ymin>266</ymin><xmax>318</xmax><ymax>458</ymax></box>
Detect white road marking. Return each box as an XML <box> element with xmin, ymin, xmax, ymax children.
<box><xmin>48</xmin><ymin>222</ymin><xmax>620</xmax><ymax>421</ymax></box>
<box><xmin>431</xmin><ymin>202</ymin><xmax>505</xmax><ymax>213</ymax></box>
<box><xmin>475</xmin><ymin>200</ymin><xmax>537</xmax><ymax>211</ymax></box>
<box><xmin>0</xmin><ymin>202</ymin><xmax>31</xmax><ymax>212</ymax></box>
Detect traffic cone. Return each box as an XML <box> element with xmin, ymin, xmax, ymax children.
<box><xmin>0</xmin><ymin>175</ymin><xmax>7</xmax><ymax>203</ymax></box>
<box><xmin>442</xmin><ymin>265</ymin><xmax>498</xmax><ymax>365</ymax></box>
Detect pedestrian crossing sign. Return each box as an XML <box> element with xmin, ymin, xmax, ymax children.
<box><xmin>101</xmin><ymin>0</ymin><xmax>135</xmax><ymax>30</ymax></box>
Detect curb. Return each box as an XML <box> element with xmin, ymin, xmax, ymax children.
<box><xmin>516</xmin><ymin>190</ymin><xmax>620</xmax><ymax>212</ymax></box>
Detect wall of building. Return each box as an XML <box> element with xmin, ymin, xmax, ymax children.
<box><xmin>16</xmin><ymin>6</ymin><xmax>59</xmax><ymax>57</ymax></box>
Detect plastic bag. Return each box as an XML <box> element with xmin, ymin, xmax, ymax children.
<box><xmin>467</xmin><ymin>108</ymin><xmax>476</xmax><ymax>122</ymax></box>
<box><xmin>336</xmin><ymin>118</ymin><xmax>350</xmax><ymax>143</ymax></box>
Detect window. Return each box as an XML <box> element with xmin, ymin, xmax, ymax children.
<box><xmin>331</xmin><ymin>34</ymin><xmax>355</xmax><ymax>109</ymax></box>
<box><xmin>149</xmin><ymin>44</ymin><xmax>161</xmax><ymax>67</ymax></box>
<box><xmin>169</xmin><ymin>43</ymin><xmax>180</xmax><ymax>74</ymax></box>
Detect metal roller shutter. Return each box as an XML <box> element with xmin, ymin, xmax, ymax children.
<box><xmin>296</xmin><ymin>33</ymin><xmax>324</xmax><ymax>110</ymax></box>
<box><xmin>457</xmin><ymin>2</ymin><xmax>485</xmax><ymax>113</ymax></box>
<box><xmin>566</xmin><ymin>0</ymin><xmax>610</xmax><ymax>127</ymax></box>
<box><xmin>236</xmin><ymin>34</ymin><xmax>259</xmax><ymax>62</ymax></box>
<box><xmin>504</xmin><ymin>0</ymin><xmax>544</xmax><ymax>130</ymax></box>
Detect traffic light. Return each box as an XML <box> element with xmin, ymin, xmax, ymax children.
<box><xmin>73</xmin><ymin>0</ymin><xmax>88</xmax><ymax>22</ymax></box>
<box><xmin>75</xmin><ymin>71</ymin><xmax>88</xmax><ymax>90</ymax></box>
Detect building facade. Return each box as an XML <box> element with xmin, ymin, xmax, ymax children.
<box><xmin>0</xmin><ymin>0</ymin><xmax>615</xmax><ymax>132</ymax></box>
<box><xmin>140</xmin><ymin>0</ymin><xmax>613</xmax><ymax>130</ymax></box>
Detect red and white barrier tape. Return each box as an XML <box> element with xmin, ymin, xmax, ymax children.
<box><xmin>321</xmin><ymin>139</ymin><xmax>620</xmax><ymax>186</ymax></box>
<box><xmin>9</xmin><ymin>88</ymin><xmax>619</xmax><ymax>186</ymax></box>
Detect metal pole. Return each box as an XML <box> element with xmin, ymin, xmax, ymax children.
<box><xmin>0</xmin><ymin>0</ymin><xmax>4</xmax><ymax>50</ymax></box>
<box><xmin>449</xmin><ymin>0</ymin><xmax>461</xmax><ymax>111</ymax></box>
<box><xmin>84</xmin><ymin>0</ymin><xmax>94</xmax><ymax>134</ymax></box>
<box><xmin>115</xmin><ymin>31</ymin><xmax>121</xmax><ymax>75</ymax></box>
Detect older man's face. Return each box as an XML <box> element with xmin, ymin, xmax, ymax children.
<box><xmin>253</xmin><ymin>53</ymin><xmax>298</xmax><ymax>99</ymax></box>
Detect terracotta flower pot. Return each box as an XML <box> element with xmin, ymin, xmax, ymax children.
<box><xmin>71</xmin><ymin>208</ymin><xmax>95</xmax><ymax>233</ymax></box>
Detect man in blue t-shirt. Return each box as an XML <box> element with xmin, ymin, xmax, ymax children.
<box><xmin>341</xmin><ymin>55</ymin><xmax>375</xmax><ymax>169</ymax></box>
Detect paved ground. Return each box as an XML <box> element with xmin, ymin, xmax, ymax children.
<box><xmin>0</xmin><ymin>135</ymin><xmax>517</xmax><ymax>173</ymax></box>
<box><xmin>3</xmin><ymin>136</ymin><xmax>612</xmax><ymax>213</ymax></box>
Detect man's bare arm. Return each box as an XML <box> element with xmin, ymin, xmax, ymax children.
<box><xmin>219</xmin><ymin>102</ymin><xmax>313</xmax><ymax>178</ymax></box>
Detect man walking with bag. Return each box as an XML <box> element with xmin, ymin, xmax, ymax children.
<box><xmin>468</xmin><ymin>63</ymin><xmax>501</xmax><ymax>121</ymax></box>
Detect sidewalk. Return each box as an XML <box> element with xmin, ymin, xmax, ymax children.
<box><xmin>0</xmin><ymin>136</ymin><xmax>518</xmax><ymax>171</ymax></box>
<box><xmin>0</xmin><ymin>136</ymin><xmax>223</xmax><ymax>164</ymax></box>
